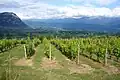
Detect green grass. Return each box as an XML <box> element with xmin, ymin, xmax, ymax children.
<box><xmin>0</xmin><ymin>44</ymin><xmax>120</xmax><ymax>80</ymax></box>
<box><xmin>33</xmin><ymin>44</ymin><xmax>45</xmax><ymax>67</ymax></box>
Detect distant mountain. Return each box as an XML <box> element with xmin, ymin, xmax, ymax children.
<box><xmin>0</xmin><ymin>12</ymin><xmax>29</xmax><ymax>29</ymax></box>
<box><xmin>24</xmin><ymin>16</ymin><xmax>120</xmax><ymax>32</ymax></box>
<box><xmin>24</xmin><ymin>19</ymin><xmax>64</xmax><ymax>31</ymax></box>
<box><xmin>0</xmin><ymin>12</ymin><xmax>31</xmax><ymax>37</ymax></box>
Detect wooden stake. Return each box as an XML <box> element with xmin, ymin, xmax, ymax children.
<box><xmin>24</xmin><ymin>44</ymin><xmax>27</xmax><ymax>59</ymax></box>
<box><xmin>49</xmin><ymin>44</ymin><xmax>52</xmax><ymax>60</ymax></box>
<box><xmin>8</xmin><ymin>50</ymin><xmax>11</xmax><ymax>80</ymax></box>
<box><xmin>104</xmin><ymin>48</ymin><xmax>108</xmax><ymax>66</ymax></box>
<box><xmin>77</xmin><ymin>44</ymin><xmax>80</xmax><ymax>64</ymax></box>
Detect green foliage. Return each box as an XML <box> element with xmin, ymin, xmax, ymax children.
<box><xmin>0</xmin><ymin>39</ymin><xmax>20</xmax><ymax>52</ymax></box>
<box><xmin>52</xmin><ymin>37</ymin><xmax>120</xmax><ymax>63</ymax></box>
<box><xmin>43</xmin><ymin>38</ymin><xmax>54</xmax><ymax>59</ymax></box>
<box><xmin>25</xmin><ymin>38</ymin><xmax>40</xmax><ymax>59</ymax></box>
<box><xmin>25</xmin><ymin>41</ymin><xmax>35</xmax><ymax>59</ymax></box>
<box><xmin>33</xmin><ymin>38</ymin><xmax>41</xmax><ymax>47</ymax></box>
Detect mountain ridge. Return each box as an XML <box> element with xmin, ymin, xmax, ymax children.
<box><xmin>24</xmin><ymin>16</ymin><xmax>120</xmax><ymax>32</ymax></box>
<box><xmin>0</xmin><ymin>12</ymin><xmax>29</xmax><ymax>29</ymax></box>
<box><xmin>0</xmin><ymin>12</ymin><xmax>31</xmax><ymax>37</ymax></box>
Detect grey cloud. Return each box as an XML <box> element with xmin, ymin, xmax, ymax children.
<box><xmin>0</xmin><ymin>1</ymin><xmax>21</xmax><ymax>8</ymax></box>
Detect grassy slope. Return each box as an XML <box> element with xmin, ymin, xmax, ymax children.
<box><xmin>0</xmin><ymin>44</ymin><xmax>120</xmax><ymax>80</ymax></box>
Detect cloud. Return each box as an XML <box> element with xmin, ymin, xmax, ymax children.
<box><xmin>58</xmin><ymin>6</ymin><xmax>113</xmax><ymax>17</ymax></box>
<box><xmin>0</xmin><ymin>0</ymin><xmax>120</xmax><ymax>19</ymax></box>
<box><xmin>0</xmin><ymin>2</ymin><xmax>20</xmax><ymax>8</ymax></box>
<box><xmin>113</xmin><ymin>7</ymin><xmax>120</xmax><ymax>16</ymax></box>
<box><xmin>66</xmin><ymin>0</ymin><xmax>118</xmax><ymax>6</ymax></box>
<box><xmin>95</xmin><ymin>0</ymin><xmax>117</xmax><ymax>6</ymax></box>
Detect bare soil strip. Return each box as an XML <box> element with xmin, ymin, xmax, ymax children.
<box><xmin>14</xmin><ymin>58</ymin><xmax>33</xmax><ymax>66</ymax></box>
<box><xmin>40</xmin><ymin>57</ymin><xmax>62</xmax><ymax>69</ymax></box>
<box><xmin>68</xmin><ymin>61</ymin><xmax>94</xmax><ymax>74</ymax></box>
<box><xmin>102</xmin><ymin>65</ymin><xmax>120</xmax><ymax>75</ymax></box>
<box><xmin>14</xmin><ymin>49</ymin><xmax>37</xmax><ymax>67</ymax></box>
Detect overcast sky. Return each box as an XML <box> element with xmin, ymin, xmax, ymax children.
<box><xmin>0</xmin><ymin>0</ymin><xmax>120</xmax><ymax>19</ymax></box>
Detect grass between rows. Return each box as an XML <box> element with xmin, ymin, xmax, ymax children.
<box><xmin>0</xmin><ymin>44</ymin><xmax>120</xmax><ymax>80</ymax></box>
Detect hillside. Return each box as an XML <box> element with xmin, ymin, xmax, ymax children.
<box><xmin>0</xmin><ymin>12</ymin><xmax>29</xmax><ymax>29</ymax></box>
<box><xmin>0</xmin><ymin>12</ymin><xmax>31</xmax><ymax>37</ymax></box>
<box><xmin>24</xmin><ymin>16</ymin><xmax>120</xmax><ymax>32</ymax></box>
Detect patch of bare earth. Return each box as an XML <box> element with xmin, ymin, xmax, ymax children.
<box><xmin>14</xmin><ymin>49</ymin><xmax>36</xmax><ymax>67</ymax></box>
<box><xmin>40</xmin><ymin>57</ymin><xmax>62</xmax><ymax>69</ymax></box>
<box><xmin>65</xmin><ymin>57</ymin><xmax>94</xmax><ymax>74</ymax></box>
<box><xmin>103</xmin><ymin>65</ymin><xmax>120</xmax><ymax>75</ymax></box>
<box><xmin>68</xmin><ymin>61</ymin><xmax>94</xmax><ymax>74</ymax></box>
<box><xmin>14</xmin><ymin>58</ymin><xmax>33</xmax><ymax>66</ymax></box>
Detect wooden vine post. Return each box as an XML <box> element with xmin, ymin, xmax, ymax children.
<box><xmin>104</xmin><ymin>48</ymin><xmax>108</xmax><ymax>66</ymax></box>
<box><xmin>8</xmin><ymin>50</ymin><xmax>11</xmax><ymax>80</ymax></box>
<box><xmin>77</xmin><ymin>44</ymin><xmax>80</xmax><ymax>64</ymax></box>
<box><xmin>24</xmin><ymin>44</ymin><xmax>27</xmax><ymax>59</ymax></box>
<box><xmin>49</xmin><ymin>43</ymin><xmax>52</xmax><ymax>60</ymax></box>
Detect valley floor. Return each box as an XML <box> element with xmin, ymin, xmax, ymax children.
<box><xmin>0</xmin><ymin>44</ymin><xmax>120</xmax><ymax>80</ymax></box>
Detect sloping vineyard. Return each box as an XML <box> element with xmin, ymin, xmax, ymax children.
<box><xmin>0</xmin><ymin>39</ymin><xmax>20</xmax><ymax>53</ymax></box>
<box><xmin>0</xmin><ymin>38</ymin><xmax>41</xmax><ymax>59</ymax></box>
<box><xmin>0</xmin><ymin>37</ymin><xmax>120</xmax><ymax>80</ymax></box>
<box><xmin>51</xmin><ymin>37</ymin><xmax>120</xmax><ymax>65</ymax></box>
